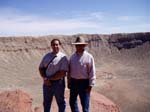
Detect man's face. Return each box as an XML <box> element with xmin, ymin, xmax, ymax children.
<box><xmin>75</xmin><ymin>45</ymin><xmax>86</xmax><ymax>52</ymax></box>
<box><xmin>51</xmin><ymin>40</ymin><xmax>60</xmax><ymax>53</ymax></box>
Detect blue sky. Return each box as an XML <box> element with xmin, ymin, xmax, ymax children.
<box><xmin>0</xmin><ymin>0</ymin><xmax>149</xmax><ymax>36</ymax></box>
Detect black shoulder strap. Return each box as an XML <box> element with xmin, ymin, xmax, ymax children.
<box><xmin>46</xmin><ymin>55</ymin><xmax>57</xmax><ymax>68</ymax></box>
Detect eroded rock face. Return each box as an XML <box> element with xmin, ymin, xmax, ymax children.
<box><xmin>109</xmin><ymin>32</ymin><xmax>150</xmax><ymax>50</ymax></box>
<box><xmin>0</xmin><ymin>90</ymin><xmax>33</xmax><ymax>112</ymax></box>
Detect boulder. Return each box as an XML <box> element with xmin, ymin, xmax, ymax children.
<box><xmin>0</xmin><ymin>90</ymin><xmax>33</xmax><ymax>112</ymax></box>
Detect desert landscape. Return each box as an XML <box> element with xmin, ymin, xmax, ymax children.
<box><xmin>0</xmin><ymin>32</ymin><xmax>150</xmax><ymax>112</ymax></box>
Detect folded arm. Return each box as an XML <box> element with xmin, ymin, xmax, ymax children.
<box><xmin>49</xmin><ymin>70</ymin><xmax>67</xmax><ymax>80</ymax></box>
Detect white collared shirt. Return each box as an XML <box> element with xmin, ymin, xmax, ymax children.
<box><xmin>39</xmin><ymin>52</ymin><xmax>69</xmax><ymax>77</ymax></box>
<box><xmin>69</xmin><ymin>51</ymin><xmax>96</xmax><ymax>86</ymax></box>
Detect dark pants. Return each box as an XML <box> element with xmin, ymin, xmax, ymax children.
<box><xmin>43</xmin><ymin>79</ymin><xmax>66</xmax><ymax>112</ymax></box>
<box><xmin>69</xmin><ymin>78</ymin><xmax>90</xmax><ymax>112</ymax></box>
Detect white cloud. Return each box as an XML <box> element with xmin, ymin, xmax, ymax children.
<box><xmin>0</xmin><ymin>7</ymin><xmax>149</xmax><ymax>36</ymax></box>
<box><xmin>118</xmin><ymin>16</ymin><xmax>131</xmax><ymax>21</ymax></box>
<box><xmin>0</xmin><ymin>15</ymin><xmax>99</xmax><ymax>36</ymax></box>
<box><xmin>0</xmin><ymin>9</ymin><xmax>102</xmax><ymax>36</ymax></box>
<box><xmin>117</xmin><ymin>15</ymin><xmax>144</xmax><ymax>21</ymax></box>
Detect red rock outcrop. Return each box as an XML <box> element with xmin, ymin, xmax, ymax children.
<box><xmin>0</xmin><ymin>90</ymin><xmax>120</xmax><ymax>112</ymax></box>
<box><xmin>0</xmin><ymin>90</ymin><xmax>33</xmax><ymax>112</ymax></box>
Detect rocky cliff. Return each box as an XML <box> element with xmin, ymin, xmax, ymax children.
<box><xmin>0</xmin><ymin>32</ymin><xmax>150</xmax><ymax>112</ymax></box>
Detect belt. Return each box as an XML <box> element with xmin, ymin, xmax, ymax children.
<box><xmin>71</xmin><ymin>78</ymin><xmax>89</xmax><ymax>82</ymax></box>
<box><xmin>50</xmin><ymin>78</ymin><xmax>63</xmax><ymax>82</ymax></box>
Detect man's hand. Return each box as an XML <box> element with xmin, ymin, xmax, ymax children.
<box><xmin>67</xmin><ymin>76</ymin><xmax>71</xmax><ymax>89</ymax></box>
<box><xmin>85</xmin><ymin>86</ymin><xmax>92</xmax><ymax>93</ymax></box>
<box><xmin>67</xmin><ymin>82</ymin><xmax>71</xmax><ymax>89</ymax></box>
<box><xmin>43</xmin><ymin>78</ymin><xmax>51</xmax><ymax>86</ymax></box>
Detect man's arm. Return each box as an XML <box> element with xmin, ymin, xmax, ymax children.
<box><xmin>39</xmin><ymin>66</ymin><xmax>46</xmax><ymax>78</ymax></box>
<box><xmin>67</xmin><ymin>64</ymin><xmax>71</xmax><ymax>89</ymax></box>
<box><xmin>49</xmin><ymin>56</ymin><xmax>68</xmax><ymax>80</ymax></box>
<box><xmin>39</xmin><ymin>54</ymin><xmax>47</xmax><ymax>78</ymax></box>
<box><xmin>49</xmin><ymin>70</ymin><xmax>67</xmax><ymax>80</ymax></box>
<box><xmin>86</xmin><ymin>56</ymin><xmax>96</xmax><ymax>93</ymax></box>
<box><xmin>88</xmin><ymin>56</ymin><xmax>96</xmax><ymax>87</ymax></box>
<box><xmin>39</xmin><ymin>66</ymin><xmax>52</xmax><ymax>86</ymax></box>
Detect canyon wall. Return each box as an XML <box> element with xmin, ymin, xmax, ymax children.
<box><xmin>0</xmin><ymin>32</ymin><xmax>150</xmax><ymax>112</ymax></box>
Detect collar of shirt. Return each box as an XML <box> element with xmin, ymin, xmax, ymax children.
<box><xmin>51</xmin><ymin>51</ymin><xmax>62</xmax><ymax>57</ymax></box>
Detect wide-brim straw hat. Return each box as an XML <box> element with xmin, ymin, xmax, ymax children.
<box><xmin>72</xmin><ymin>36</ymin><xmax>88</xmax><ymax>45</ymax></box>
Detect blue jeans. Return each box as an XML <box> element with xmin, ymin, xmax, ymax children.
<box><xmin>69</xmin><ymin>78</ymin><xmax>90</xmax><ymax>112</ymax></box>
<box><xmin>43</xmin><ymin>79</ymin><xmax>66</xmax><ymax>112</ymax></box>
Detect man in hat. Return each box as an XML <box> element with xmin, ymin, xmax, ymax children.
<box><xmin>68</xmin><ymin>36</ymin><xmax>96</xmax><ymax>112</ymax></box>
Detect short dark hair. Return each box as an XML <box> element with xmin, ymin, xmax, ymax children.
<box><xmin>51</xmin><ymin>39</ymin><xmax>61</xmax><ymax>45</ymax></box>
